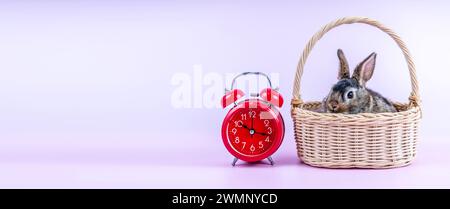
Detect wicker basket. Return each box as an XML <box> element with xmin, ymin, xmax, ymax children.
<box><xmin>291</xmin><ymin>17</ymin><xmax>422</xmax><ymax>169</ymax></box>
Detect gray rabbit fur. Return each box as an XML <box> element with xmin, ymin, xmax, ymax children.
<box><xmin>322</xmin><ymin>49</ymin><xmax>397</xmax><ymax>114</ymax></box>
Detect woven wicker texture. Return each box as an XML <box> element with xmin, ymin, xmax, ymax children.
<box><xmin>291</xmin><ymin>17</ymin><xmax>422</xmax><ymax>168</ymax></box>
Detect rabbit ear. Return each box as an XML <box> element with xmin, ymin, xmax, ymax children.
<box><xmin>337</xmin><ymin>49</ymin><xmax>350</xmax><ymax>79</ymax></box>
<box><xmin>353</xmin><ymin>52</ymin><xmax>376</xmax><ymax>86</ymax></box>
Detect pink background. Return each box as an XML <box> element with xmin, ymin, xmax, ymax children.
<box><xmin>0</xmin><ymin>0</ymin><xmax>449</xmax><ymax>188</ymax></box>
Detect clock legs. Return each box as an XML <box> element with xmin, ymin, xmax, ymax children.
<box><xmin>267</xmin><ymin>156</ymin><xmax>274</xmax><ymax>166</ymax></box>
<box><xmin>232</xmin><ymin>157</ymin><xmax>239</xmax><ymax>166</ymax></box>
<box><xmin>231</xmin><ymin>157</ymin><xmax>274</xmax><ymax>166</ymax></box>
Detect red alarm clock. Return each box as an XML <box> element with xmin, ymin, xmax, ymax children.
<box><xmin>221</xmin><ymin>72</ymin><xmax>285</xmax><ymax>166</ymax></box>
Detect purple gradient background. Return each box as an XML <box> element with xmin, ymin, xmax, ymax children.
<box><xmin>0</xmin><ymin>0</ymin><xmax>449</xmax><ymax>188</ymax></box>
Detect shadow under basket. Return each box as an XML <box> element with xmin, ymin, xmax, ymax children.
<box><xmin>290</xmin><ymin>17</ymin><xmax>422</xmax><ymax>169</ymax></box>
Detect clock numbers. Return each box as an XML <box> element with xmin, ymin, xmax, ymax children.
<box><xmin>241</xmin><ymin>141</ymin><xmax>246</xmax><ymax>150</ymax></box>
<box><xmin>250</xmin><ymin>144</ymin><xmax>256</xmax><ymax>152</ymax></box>
<box><xmin>249</xmin><ymin>111</ymin><xmax>256</xmax><ymax>118</ymax></box>
<box><xmin>267</xmin><ymin>127</ymin><xmax>272</xmax><ymax>135</ymax></box>
<box><xmin>225</xmin><ymin>105</ymin><xmax>282</xmax><ymax>157</ymax></box>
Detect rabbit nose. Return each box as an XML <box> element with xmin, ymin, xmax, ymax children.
<box><xmin>330</xmin><ymin>101</ymin><xmax>338</xmax><ymax>110</ymax></box>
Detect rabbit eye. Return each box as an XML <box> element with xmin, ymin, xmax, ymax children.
<box><xmin>347</xmin><ymin>91</ymin><xmax>354</xmax><ymax>99</ymax></box>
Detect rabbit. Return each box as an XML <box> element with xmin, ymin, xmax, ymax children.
<box><xmin>321</xmin><ymin>49</ymin><xmax>397</xmax><ymax>114</ymax></box>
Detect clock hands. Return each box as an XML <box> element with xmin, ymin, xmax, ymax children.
<box><xmin>254</xmin><ymin>131</ymin><xmax>268</xmax><ymax>136</ymax></box>
<box><xmin>242</xmin><ymin>124</ymin><xmax>268</xmax><ymax>136</ymax></box>
<box><xmin>242</xmin><ymin>124</ymin><xmax>251</xmax><ymax>130</ymax></box>
<box><xmin>251</xmin><ymin>114</ymin><xmax>254</xmax><ymax>138</ymax></box>
<box><xmin>242</xmin><ymin>124</ymin><xmax>255</xmax><ymax>139</ymax></box>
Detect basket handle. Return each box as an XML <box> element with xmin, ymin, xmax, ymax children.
<box><xmin>291</xmin><ymin>16</ymin><xmax>421</xmax><ymax>108</ymax></box>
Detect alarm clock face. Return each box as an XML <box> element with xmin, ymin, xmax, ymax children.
<box><xmin>221</xmin><ymin>99</ymin><xmax>284</xmax><ymax>162</ymax></box>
